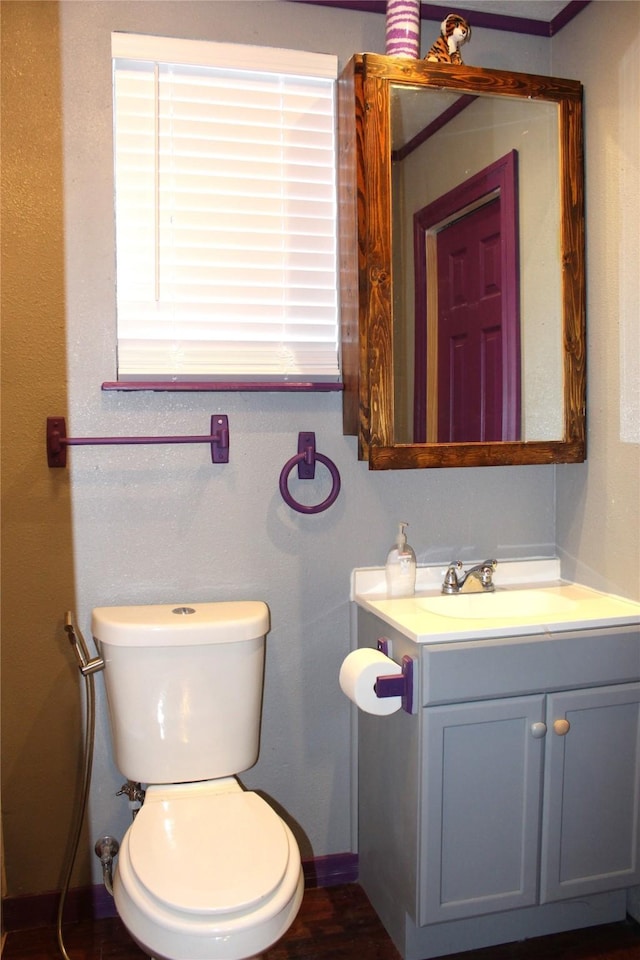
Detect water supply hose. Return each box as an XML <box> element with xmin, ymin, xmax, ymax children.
<box><xmin>56</xmin><ymin>613</ymin><xmax>101</xmax><ymax>960</ymax></box>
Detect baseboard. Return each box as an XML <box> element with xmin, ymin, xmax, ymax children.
<box><xmin>2</xmin><ymin>853</ymin><xmax>359</xmax><ymax>932</ymax></box>
<box><xmin>302</xmin><ymin>853</ymin><xmax>359</xmax><ymax>888</ymax></box>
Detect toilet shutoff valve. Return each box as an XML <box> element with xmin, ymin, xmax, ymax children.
<box><xmin>94</xmin><ymin>836</ymin><xmax>120</xmax><ymax>897</ymax></box>
<box><xmin>117</xmin><ymin>780</ymin><xmax>146</xmax><ymax>805</ymax></box>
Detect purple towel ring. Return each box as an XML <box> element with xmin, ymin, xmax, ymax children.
<box><xmin>279</xmin><ymin>432</ymin><xmax>341</xmax><ymax>515</ymax></box>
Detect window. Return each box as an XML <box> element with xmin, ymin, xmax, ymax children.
<box><xmin>111</xmin><ymin>33</ymin><xmax>340</xmax><ymax>386</ymax></box>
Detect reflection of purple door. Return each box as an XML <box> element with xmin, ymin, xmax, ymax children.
<box><xmin>437</xmin><ymin>198</ymin><xmax>503</xmax><ymax>442</ymax></box>
<box><xmin>413</xmin><ymin>150</ymin><xmax>520</xmax><ymax>443</ymax></box>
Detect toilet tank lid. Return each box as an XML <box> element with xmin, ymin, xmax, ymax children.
<box><xmin>91</xmin><ymin>601</ymin><xmax>269</xmax><ymax>646</ymax></box>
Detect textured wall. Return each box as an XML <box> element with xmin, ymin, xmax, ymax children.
<box><xmin>0</xmin><ymin>1</ymin><xmax>91</xmax><ymax>896</ymax></box>
<box><xmin>553</xmin><ymin>7</ymin><xmax>640</xmax><ymax>920</ymax></box>
<box><xmin>553</xmin><ymin>2</ymin><xmax>640</xmax><ymax>600</ymax></box>
<box><xmin>2</xmin><ymin>0</ymin><xmax>564</xmax><ymax>900</ymax></box>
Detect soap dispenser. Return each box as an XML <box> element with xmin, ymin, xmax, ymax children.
<box><xmin>385</xmin><ymin>522</ymin><xmax>416</xmax><ymax>598</ymax></box>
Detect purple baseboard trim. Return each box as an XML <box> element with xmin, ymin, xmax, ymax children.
<box><xmin>2</xmin><ymin>854</ymin><xmax>359</xmax><ymax>932</ymax></box>
<box><xmin>302</xmin><ymin>853</ymin><xmax>359</xmax><ymax>888</ymax></box>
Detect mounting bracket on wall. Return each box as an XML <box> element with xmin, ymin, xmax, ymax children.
<box><xmin>46</xmin><ymin>415</ymin><xmax>230</xmax><ymax>467</ymax></box>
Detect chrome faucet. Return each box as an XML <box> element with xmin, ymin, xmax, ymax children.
<box><xmin>442</xmin><ymin>559</ymin><xmax>498</xmax><ymax>594</ymax></box>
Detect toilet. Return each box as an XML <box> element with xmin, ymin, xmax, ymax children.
<box><xmin>92</xmin><ymin>600</ymin><xmax>304</xmax><ymax>960</ymax></box>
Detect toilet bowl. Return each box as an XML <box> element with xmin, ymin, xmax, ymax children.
<box><xmin>113</xmin><ymin>779</ymin><xmax>304</xmax><ymax>960</ymax></box>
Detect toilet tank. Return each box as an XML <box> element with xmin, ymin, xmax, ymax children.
<box><xmin>92</xmin><ymin>601</ymin><xmax>269</xmax><ymax>784</ymax></box>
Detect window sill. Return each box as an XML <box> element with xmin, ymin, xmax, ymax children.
<box><xmin>102</xmin><ymin>381</ymin><xmax>344</xmax><ymax>393</ymax></box>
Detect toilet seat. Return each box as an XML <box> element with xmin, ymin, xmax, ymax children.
<box><xmin>129</xmin><ymin>784</ymin><xmax>290</xmax><ymax>915</ymax></box>
<box><xmin>113</xmin><ymin>779</ymin><xmax>304</xmax><ymax>960</ymax></box>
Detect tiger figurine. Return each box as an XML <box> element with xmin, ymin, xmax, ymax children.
<box><xmin>425</xmin><ymin>13</ymin><xmax>471</xmax><ymax>65</ymax></box>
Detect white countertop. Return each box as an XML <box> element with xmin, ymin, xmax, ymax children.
<box><xmin>352</xmin><ymin>560</ymin><xmax>640</xmax><ymax>643</ymax></box>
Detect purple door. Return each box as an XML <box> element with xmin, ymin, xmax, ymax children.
<box><xmin>437</xmin><ymin>198</ymin><xmax>503</xmax><ymax>442</ymax></box>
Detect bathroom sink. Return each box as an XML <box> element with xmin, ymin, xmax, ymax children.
<box><xmin>352</xmin><ymin>561</ymin><xmax>640</xmax><ymax>643</ymax></box>
<box><xmin>417</xmin><ymin>589</ymin><xmax>578</xmax><ymax>620</ymax></box>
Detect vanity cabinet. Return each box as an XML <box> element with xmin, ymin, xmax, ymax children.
<box><xmin>355</xmin><ymin>609</ymin><xmax>640</xmax><ymax>959</ymax></box>
<box><xmin>421</xmin><ymin>685</ymin><xmax>640</xmax><ymax>924</ymax></box>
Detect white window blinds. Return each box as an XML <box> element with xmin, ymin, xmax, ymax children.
<box><xmin>111</xmin><ymin>33</ymin><xmax>340</xmax><ymax>383</ymax></box>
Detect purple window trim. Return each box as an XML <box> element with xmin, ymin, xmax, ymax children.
<box><xmin>102</xmin><ymin>381</ymin><xmax>344</xmax><ymax>393</ymax></box>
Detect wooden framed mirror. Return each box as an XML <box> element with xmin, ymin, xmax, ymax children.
<box><xmin>338</xmin><ymin>54</ymin><xmax>585</xmax><ymax>469</ymax></box>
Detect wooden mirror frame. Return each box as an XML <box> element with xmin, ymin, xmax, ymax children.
<box><xmin>338</xmin><ymin>54</ymin><xmax>585</xmax><ymax>469</ymax></box>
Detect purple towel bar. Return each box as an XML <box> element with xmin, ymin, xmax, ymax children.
<box><xmin>46</xmin><ymin>416</ymin><xmax>229</xmax><ymax>467</ymax></box>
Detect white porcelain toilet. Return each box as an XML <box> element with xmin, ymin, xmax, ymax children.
<box><xmin>92</xmin><ymin>600</ymin><xmax>304</xmax><ymax>960</ymax></box>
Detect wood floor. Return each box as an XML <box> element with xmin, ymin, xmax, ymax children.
<box><xmin>3</xmin><ymin>884</ymin><xmax>640</xmax><ymax>960</ymax></box>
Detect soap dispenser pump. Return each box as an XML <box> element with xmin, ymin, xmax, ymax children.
<box><xmin>385</xmin><ymin>522</ymin><xmax>416</xmax><ymax>598</ymax></box>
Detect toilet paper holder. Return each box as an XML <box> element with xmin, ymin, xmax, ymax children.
<box><xmin>375</xmin><ymin>639</ymin><xmax>414</xmax><ymax>714</ymax></box>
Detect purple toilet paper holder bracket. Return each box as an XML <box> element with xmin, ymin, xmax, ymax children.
<box><xmin>375</xmin><ymin>638</ymin><xmax>414</xmax><ymax>714</ymax></box>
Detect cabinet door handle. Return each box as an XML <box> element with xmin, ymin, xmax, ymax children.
<box><xmin>553</xmin><ymin>718</ymin><xmax>571</xmax><ymax>736</ymax></box>
<box><xmin>531</xmin><ymin>722</ymin><xmax>547</xmax><ymax>739</ymax></box>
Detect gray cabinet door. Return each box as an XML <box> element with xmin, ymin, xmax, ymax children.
<box><xmin>419</xmin><ymin>695</ymin><xmax>545</xmax><ymax>924</ymax></box>
<box><xmin>540</xmin><ymin>682</ymin><xmax>640</xmax><ymax>902</ymax></box>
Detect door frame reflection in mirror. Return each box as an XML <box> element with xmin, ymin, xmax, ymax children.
<box><xmin>338</xmin><ymin>54</ymin><xmax>585</xmax><ymax>469</ymax></box>
<box><xmin>411</xmin><ymin>150</ymin><xmax>520</xmax><ymax>444</ymax></box>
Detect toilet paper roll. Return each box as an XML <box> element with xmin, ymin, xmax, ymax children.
<box><xmin>339</xmin><ymin>648</ymin><xmax>403</xmax><ymax>715</ymax></box>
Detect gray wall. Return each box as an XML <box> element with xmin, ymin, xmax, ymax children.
<box><xmin>1</xmin><ymin>0</ymin><xmax>637</xmax><ymax>900</ymax></box>
<box><xmin>553</xmin><ymin>0</ymin><xmax>640</xmax><ymax>600</ymax></box>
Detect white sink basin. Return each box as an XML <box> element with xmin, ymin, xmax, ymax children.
<box><xmin>418</xmin><ymin>589</ymin><xmax>578</xmax><ymax>620</ymax></box>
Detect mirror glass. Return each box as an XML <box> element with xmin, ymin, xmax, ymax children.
<box><xmin>390</xmin><ymin>84</ymin><xmax>562</xmax><ymax>444</ymax></box>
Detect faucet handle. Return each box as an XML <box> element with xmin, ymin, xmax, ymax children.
<box><xmin>442</xmin><ymin>561</ymin><xmax>463</xmax><ymax>594</ymax></box>
<box><xmin>479</xmin><ymin>559</ymin><xmax>498</xmax><ymax>586</ymax></box>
